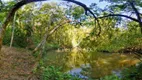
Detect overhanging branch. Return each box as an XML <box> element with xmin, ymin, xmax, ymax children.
<box><xmin>63</xmin><ymin>0</ymin><xmax>97</xmax><ymax>19</ymax></box>
<box><xmin>0</xmin><ymin>0</ymin><xmax>48</xmax><ymax>40</ymax></box>
<box><xmin>63</xmin><ymin>0</ymin><xmax>101</xmax><ymax>36</ymax></box>
<box><xmin>98</xmin><ymin>14</ymin><xmax>139</xmax><ymax>22</ymax></box>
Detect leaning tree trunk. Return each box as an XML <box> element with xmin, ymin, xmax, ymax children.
<box><xmin>32</xmin><ymin>20</ymin><xmax>69</xmax><ymax>53</ymax></box>
<box><xmin>0</xmin><ymin>0</ymin><xmax>97</xmax><ymax>56</ymax></box>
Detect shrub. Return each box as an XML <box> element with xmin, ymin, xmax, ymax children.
<box><xmin>121</xmin><ymin>62</ymin><xmax>142</xmax><ymax>80</ymax></box>
<box><xmin>3</xmin><ymin>27</ymin><xmax>28</xmax><ymax>48</ymax></box>
<box><xmin>41</xmin><ymin>66</ymin><xmax>81</xmax><ymax>80</ymax></box>
<box><xmin>3</xmin><ymin>28</ymin><xmax>11</xmax><ymax>45</ymax></box>
<box><xmin>99</xmin><ymin>74</ymin><xmax>120</xmax><ymax>80</ymax></box>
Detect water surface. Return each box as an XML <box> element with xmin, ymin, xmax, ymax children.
<box><xmin>43</xmin><ymin>49</ymin><xmax>140</xmax><ymax>78</ymax></box>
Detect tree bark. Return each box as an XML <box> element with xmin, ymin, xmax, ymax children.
<box><xmin>1</xmin><ymin>0</ymin><xmax>141</xmax><ymax>53</ymax></box>
<box><xmin>10</xmin><ymin>12</ymin><xmax>17</xmax><ymax>48</ymax></box>
<box><xmin>0</xmin><ymin>0</ymin><xmax>95</xmax><ymax>52</ymax></box>
<box><xmin>129</xmin><ymin>1</ymin><xmax>142</xmax><ymax>33</ymax></box>
<box><xmin>32</xmin><ymin>20</ymin><xmax>68</xmax><ymax>53</ymax></box>
<box><xmin>99</xmin><ymin>14</ymin><xmax>139</xmax><ymax>22</ymax></box>
<box><xmin>0</xmin><ymin>0</ymin><xmax>48</xmax><ymax>53</ymax></box>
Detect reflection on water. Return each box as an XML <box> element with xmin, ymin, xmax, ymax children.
<box><xmin>44</xmin><ymin>49</ymin><xmax>140</xmax><ymax>78</ymax></box>
<box><xmin>68</xmin><ymin>68</ymin><xmax>88</xmax><ymax>79</ymax></box>
<box><xmin>112</xmin><ymin>70</ymin><xmax>122</xmax><ymax>78</ymax></box>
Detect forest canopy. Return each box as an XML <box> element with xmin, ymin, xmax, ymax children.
<box><xmin>0</xmin><ymin>0</ymin><xmax>142</xmax><ymax>80</ymax></box>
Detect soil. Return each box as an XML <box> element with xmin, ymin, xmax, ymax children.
<box><xmin>0</xmin><ymin>46</ymin><xmax>36</xmax><ymax>80</ymax></box>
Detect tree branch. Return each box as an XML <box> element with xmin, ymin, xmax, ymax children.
<box><xmin>63</xmin><ymin>0</ymin><xmax>102</xmax><ymax>36</ymax></box>
<box><xmin>0</xmin><ymin>0</ymin><xmax>48</xmax><ymax>50</ymax></box>
<box><xmin>63</xmin><ymin>0</ymin><xmax>97</xmax><ymax>19</ymax></box>
<box><xmin>129</xmin><ymin>0</ymin><xmax>142</xmax><ymax>33</ymax></box>
<box><xmin>1</xmin><ymin>0</ymin><xmax>98</xmax><ymax>38</ymax></box>
<box><xmin>1</xmin><ymin>0</ymin><xmax>47</xmax><ymax>38</ymax></box>
<box><xmin>98</xmin><ymin>14</ymin><xmax>139</xmax><ymax>22</ymax></box>
<box><xmin>32</xmin><ymin>20</ymin><xmax>69</xmax><ymax>53</ymax></box>
<box><xmin>129</xmin><ymin>1</ymin><xmax>141</xmax><ymax>22</ymax></box>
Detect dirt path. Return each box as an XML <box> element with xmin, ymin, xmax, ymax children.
<box><xmin>0</xmin><ymin>46</ymin><xmax>36</xmax><ymax>80</ymax></box>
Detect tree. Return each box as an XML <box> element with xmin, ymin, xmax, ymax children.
<box><xmin>65</xmin><ymin>4</ymin><xmax>85</xmax><ymax>24</ymax></box>
<box><xmin>99</xmin><ymin>0</ymin><xmax>142</xmax><ymax>33</ymax></box>
<box><xmin>0</xmin><ymin>0</ymin><xmax>99</xmax><ymax>53</ymax></box>
<box><xmin>10</xmin><ymin>12</ymin><xmax>17</xmax><ymax>47</ymax></box>
<box><xmin>0</xmin><ymin>0</ymin><xmax>142</xmax><ymax>53</ymax></box>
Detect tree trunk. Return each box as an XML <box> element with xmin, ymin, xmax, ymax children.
<box><xmin>0</xmin><ymin>0</ymin><xmax>48</xmax><ymax>53</ymax></box>
<box><xmin>139</xmin><ymin>23</ymin><xmax>142</xmax><ymax>34</ymax></box>
<box><xmin>0</xmin><ymin>36</ymin><xmax>2</xmax><ymax>52</ymax></box>
<box><xmin>0</xmin><ymin>0</ymin><xmax>93</xmax><ymax>52</ymax></box>
<box><xmin>129</xmin><ymin>1</ymin><xmax>142</xmax><ymax>33</ymax></box>
<box><xmin>10</xmin><ymin>12</ymin><xmax>17</xmax><ymax>48</ymax></box>
<box><xmin>32</xmin><ymin>20</ymin><xmax>68</xmax><ymax>53</ymax></box>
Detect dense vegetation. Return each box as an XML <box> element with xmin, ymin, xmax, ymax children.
<box><xmin>0</xmin><ymin>0</ymin><xmax>142</xmax><ymax>80</ymax></box>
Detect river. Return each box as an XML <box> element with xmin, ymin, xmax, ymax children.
<box><xmin>43</xmin><ymin>49</ymin><xmax>140</xmax><ymax>79</ymax></box>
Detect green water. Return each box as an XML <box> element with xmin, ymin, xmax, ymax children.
<box><xmin>43</xmin><ymin>49</ymin><xmax>139</xmax><ymax>78</ymax></box>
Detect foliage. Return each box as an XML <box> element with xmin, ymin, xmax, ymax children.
<box><xmin>1</xmin><ymin>0</ymin><xmax>142</xmax><ymax>80</ymax></box>
<box><xmin>80</xmin><ymin>18</ymin><xmax>118</xmax><ymax>51</ymax></box>
<box><xmin>50</xmin><ymin>24</ymin><xmax>88</xmax><ymax>48</ymax></box>
<box><xmin>98</xmin><ymin>74</ymin><xmax>120</xmax><ymax>80</ymax></box>
<box><xmin>41</xmin><ymin>66</ymin><xmax>81</xmax><ymax>80</ymax></box>
<box><xmin>13</xmin><ymin>27</ymin><xmax>28</xmax><ymax>47</ymax></box>
<box><xmin>80</xmin><ymin>18</ymin><xmax>142</xmax><ymax>52</ymax></box>
<box><xmin>71</xmin><ymin>6</ymin><xmax>85</xmax><ymax>20</ymax></box>
<box><xmin>0</xmin><ymin>1</ymin><xmax>16</xmax><ymax>22</ymax></box>
<box><xmin>121</xmin><ymin>62</ymin><xmax>142</xmax><ymax>80</ymax></box>
<box><xmin>3</xmin><ymin>27</ymin><xmax>11</xmax><ymax>45</ymax></box>
<box><xmin>3</xmin><ymin>25</ymin><xmax>28</xmax><ymax>48</ymax></box>
<box><xmin>96</xmin><ymin>32</ymin><xmax>142</xmax><ymax>52</ymax></box>
<box><xmin>99</xmin><ymin>0</ymin><xmax>142</xmax><ymax>14</ymax></box>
